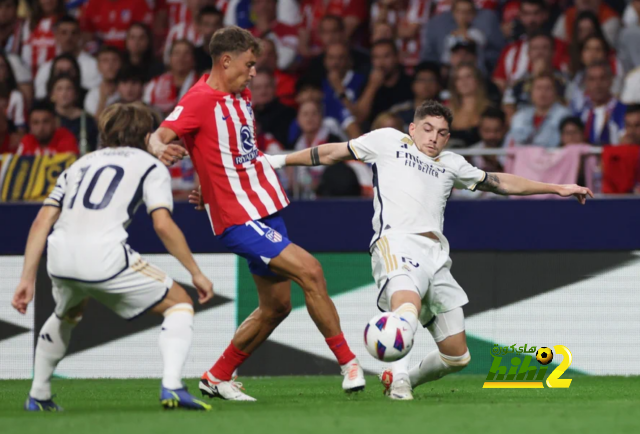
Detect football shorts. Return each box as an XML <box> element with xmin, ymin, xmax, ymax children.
<box><xmin>51</xmin><ymin>248</ymin><xmax>172</xmax><ymax>321</ymax></box>
<box><xmin>218</xmin><ymin>212</ymin><xmax>291</xmax><ymax>276</ymax></box>
<box><xmin>371</xmin><ymin>233</ymin><xmax>468</xmax><ymax>326</ymax></box>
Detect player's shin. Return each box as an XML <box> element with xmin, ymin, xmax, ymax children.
<box><xmin>409</xmin><ymin>350</ymin><xmax>471</xmax><ymax>388</ymax></box>
<box><xmin>30</xmin><ymin>313</ymin><xmax>77</xmax><ymax>400</ymax></box>
<box><xmin>159</xmin><ymin>303</ymin><xmax>194</xmax><ymax>389</ymax></box>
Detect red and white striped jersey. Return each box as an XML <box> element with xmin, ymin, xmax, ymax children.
<box><xmin>143</xmin><ymin>70</ymin><xmax>197</xmax><ymax>115</ymax></box>
<box><xmin>161</xmin><ymin>75</ymin><xmax>289</xmax><ymax>235</ymax></box>
<box><xmin>492</xmin><ymin>37</ymin><xmax>569</xmax><ymax>84</ymax></box>
<box><xmin>157</xmin><ymin>0</ymin><xmax>191</xmax><ymax>28</ymax></box>
<box><xmin>21</xmin><ymin>17</ymin><xmax>58</xmax><ymax>77</ymax></box>
<box><xmin>249</xmin><ymin>22</ymin><xmax>299</xmax><ymax>71</ymax></box>
<box><xmin>80</xmin><ymin>0</ymin><xmax>154</xmax><ymax>50</ymax></box>
<box><xmin>163</xmin><ymin>21</ymin><xmax>202</xmax><ymax>64</ymax></box>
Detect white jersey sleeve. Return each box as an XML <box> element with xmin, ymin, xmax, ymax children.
<box><xmin>348</xmin><ymin>128</ymin><xmax>401</xmax><ymax>163</ymax></box>
<box><xmin>452</xmin><ymin>155</ymin><xmax>486</xmax><ymax>191</ymax></box>
<box><xmin>43</xmin><ymin>170</ymin><xmax>69</xmax><ymax>207</ymax></box>
<box><xmin>143</xmin><ymin>163</ymin><xmax>174</xmax><ymax>214</ymax></box>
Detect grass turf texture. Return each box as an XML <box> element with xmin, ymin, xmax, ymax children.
<box><xmin>1</xmin><ymin>376</ymin><xmax>639</xmax><ymax>434</ymax></box>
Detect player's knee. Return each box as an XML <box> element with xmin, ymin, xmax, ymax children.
<box><xmin>168</xmin><ymin>282</ymin><xmax>194</xmax><ymax>307</ymax></box>
<box><xmin>262</xmin><ymin>300</ymin><xmax>292</xmax><ymax>323</ymax></box>
<box><xmin>298</xmin><ymin>258</ymin><xmax>325</xmax><ymax>291</ymax></box>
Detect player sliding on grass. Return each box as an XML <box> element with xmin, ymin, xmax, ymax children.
<box><xmin>264</xmin><ymin>100</ymin><xmax>593</xmax><ymax>400</ymax></box>
<box><xmin>149</xmin><ymin>26</ymin><xmax>365</xmax><ymax>401</ymax></box>
<box><xmin>11</xmin><ymin>103</ymin><xmax>214</xmax><ymax>412</ymax></box>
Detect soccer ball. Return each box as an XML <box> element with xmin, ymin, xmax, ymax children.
<box><xmin>536</xmin><ymin>347</ymin><xmax>554</xmax><ymax>365</ymax></box>
<box><xmin>364</xmin><ymin>313</ymin><xmax>413</xmax><ymax>362</ymax></box>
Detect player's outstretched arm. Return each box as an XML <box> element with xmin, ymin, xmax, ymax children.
<box><xmin>264</xmin><ymin>142</ymin><xmax>352</xmax><ymax>169</ymax></box>
<box><xmin>148</xmin><ymin>127</ymin><xmax>189</xmax><ymax>166</ymax></box>
<box><xmin>12</xmin><ymin>206</ymin><xmax>61</xmax><ymax>314</ymax></box>
<box><xmin>477</xmin><ymin>172</ymin><xmax>594</xmax><ymax>204</ymax></box>
<box><xmin>151</xmin><ymin>209</ymin><xmax>214</xmax><ymax>304</ymax></box>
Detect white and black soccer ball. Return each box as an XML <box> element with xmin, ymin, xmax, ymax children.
<box><xmin>364</xmin><ymin>313</ymin><xmax>413</xmax><ymax>362</ymax></box>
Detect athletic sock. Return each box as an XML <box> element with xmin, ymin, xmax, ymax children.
<box><xmin>325</xmin><ymin>332</ymin><xmax>356</xmax><ymax>366</ymax></box>
<box><xmin>393</xmin><ymin>303</ymin><xmax>419</xmax><ymax>333</ymax></box>
<box><xmin>209</xmin><ymin>342</ymin><xmax>250</xmax><ymax>381</ymax></box>
<box><xmin>409</xmin><ymin>349</ymin><xmax>471</xmax><ymax>388</ymax></box>
<box><xmin>30</xmin><ymin>314</ymin><xmax>75</xmax><ymax>400</ymax></box>
<box><xmin>391</xmin><ymin>355</ymin><xmax>411</xmax><ymax>383</ymax></box>
<box><xmin>159</xmin><ymin>303</ymin><xmax>194</xmax><ymax>390</ymax></box>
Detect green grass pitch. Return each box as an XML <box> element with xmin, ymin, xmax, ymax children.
<box><xmin>2</xmin><ymin>376</ymin><xmax>639</xmax><ymax>434</ymax></box>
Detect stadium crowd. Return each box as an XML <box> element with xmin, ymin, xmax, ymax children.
<box><xmin>1</xmin><ymin>0</ymin><xmax>640</xmax><ymax>198</ymax></box>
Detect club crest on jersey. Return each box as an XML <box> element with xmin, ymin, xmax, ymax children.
<box><xmin>266</xmin><ymin>229</ymin><xmax>283</xmax><ymax>243</ymax></box>
<box><xmin>235</xmin><ymin>125</ymin><xmax>258</xmax><ymax>164</ymax></box>
<box><xmin>121</xmin><ymin>10</ymin><xmax>131</xmax><ymax>22</ymax></box>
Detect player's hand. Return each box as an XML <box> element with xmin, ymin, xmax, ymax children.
<box><xmin>557</xmin><ymin>184</ymin><xmax>594</xmax><ymax>204</ymax></box>
<box><xmin>155</xmin><ymin>143</ymin><xmax>188</xmax><ymax>166</ymax></box>
<box><xmin>11</xmin><ymin>279</ymin><xmax>35</xmax><ymax>314</ymax></box>
<box><xmin>192</xmin><ymin>273</ymin><xmax>214</xmax><ymax>305</ymax></box>
<box><xmin>188</xmin><ymin>187</ymin><xmax>205</xmax><ymax>211</ymax></box>
<box><xmin>368</xmin><ymin>68</ymin><xmax>385</xmax><ymax>89</ymax></box>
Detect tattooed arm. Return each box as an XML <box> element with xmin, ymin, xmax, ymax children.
<box><xmin>264</xmin><ymin>142</ymin><xmax>352</xmax><ymax>169</ymax></box>
<box><xmin>477</xmin><ymin>172</ymin><xmax>594</xmax><ymax>204</ymax></box>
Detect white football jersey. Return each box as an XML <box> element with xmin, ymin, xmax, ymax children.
<box><xmin>44</xmin><ymin>147</ymin><xmax>173</xmax><ymax>282</ymax></box>
<box><xmin>347</xmin><ymin>128</ymin><xmax>486</xmax><ymax>250</ymax></box>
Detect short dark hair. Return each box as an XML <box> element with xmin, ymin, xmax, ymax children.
<box><xmin>170</xmin><ymin>39</ymin><xmax>196</xmax><ymax>57</ymax></box>
<box><xmin>319</xmin><ymin>14</ymin><xmax>344</xmax><ymax>31</ymax></box>
<box><xmin>414</xmin><ymin>100</ymin><xmax>453</xmax><ymax>127</ymax></box>
<box><xmin>98</xmin><ymin>103</ymin><xmax>156</xmax><ymax>150</ymax></box>
<box><xmin>625</xmin><ymin>104</ymin><xmax>640</xmax><ymax>116</ymax></box>
<box><xmin>480</xmin><ymin>107</ymin><xmax>506</xmax><ymax>124</ymax></box>
<box><xmin>452</xmin><ymin>0</ymin><xmax>475</xmax><ymax>10</ymax></box>
<box><xmin>30</xmin><ymin>99</ymin><xmax>56</xmax><ymax>117</ymax></box>
<box><xmin>560</xmin><ymin>116</ymin><xmax>584</xmax><ymax>132</ymax></box>
<box><xmin>47</xmin><ymin>73</ymin><xmax>81</xmax><ymax>105</ymax></box>
<box><xmin>209</xmin><ymin>26</ymin><xmax>261</xmax><ymax>62</ymax></box>
<box><xmin>116</xmin><ymin>65</ymin><xmax>145</xmax><ymax>84</ymax></box>
<box><xmin>528</xmin><ymin>30</ymin><xmax>554</xmax><ymax>46</ymax></box>
<box><xmin>198</xmin><ymin>5</ymin><xmax>222</xmax><ymax>20</ymax></box>
<box><xmin>0</xmin><ymin>0</ymin><xmax>18</xmax><ymax>8</ymax></box>
<box><xmin>520</xmin><ymin>0</ymin><xmax>545</xmax><ymax>9</ymax></box>
<box><xmin>532</xmin><ymin>71</ymin><xmax>558</xmax><ymax>87</ymax></box>
<box><xmin>413</xmin><ymin>61</ymin><xmax>441</xmax><ymax>84</ymax></box>
<box><xmin>371</xmin><ymin>38</ymin><xmax>398</xmax><ymax>55</ymax></box>
<box><xmin>54</xmin><ymin>15</ymin><xmax>79</xmax><ymax>29</ymax></box>
<box><xmin>97</xmin><ymin>45</ymin><xmax>123</xmax><ymax>59</ymax></box>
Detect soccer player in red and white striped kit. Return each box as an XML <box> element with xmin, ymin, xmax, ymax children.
<box><xmin>149</xmin><ymin>26</ymin><xmax>365</xmax><ymax>401</ymax></box>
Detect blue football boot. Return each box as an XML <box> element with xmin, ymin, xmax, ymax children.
<box><xmin>160</xmin><ymin>385</ymin><xmax>212</xmax><ymax>411</ymax></box>
<box><xmin>24</xmin><ymin>396</ymin><xmax>63</xmax><ymax>412</ymax></box>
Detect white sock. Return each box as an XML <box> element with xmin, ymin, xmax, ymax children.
<box><xmin>391</xmin><ymin>355</ymin><xmax>411</xmax><ymax>382</ymax></box>
<box><xmin>30</xmin><ymin>314</ymin><xmax>76</xmax><ymax>400</ymax></box>
<box><xmin>393</xmin><ymin>302</ymin><xmax>419</xmax><ymax>333</ymax></box>
<box><xmin>409</xmin><ymin>349</ymin><xmax>471</xmax><ymax>388</ymax></box>
<box><xmin>159</xmin><ymin>303</ymin><xmax>194</xmax><ymax>390</ymax></box>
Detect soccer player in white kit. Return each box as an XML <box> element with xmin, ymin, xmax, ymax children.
<box><xmin>265</xmin><ymin>100</ymin><xmax>593</xmax><ymax>400</ymax></box>
<box><xmin>11</xmin><ymin>103</ymin><xmax>214</xmax><ymax>411</ymax></box>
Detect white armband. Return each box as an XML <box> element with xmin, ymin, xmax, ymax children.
<box><xmin>264</xmin><ymin>154</ymin><xmax>287</xmax><ymax>170</ymax></box>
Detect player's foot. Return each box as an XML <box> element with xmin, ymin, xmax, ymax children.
<box><xmin>341</xmin><ymin>358</ymin><xmax>366</xmax><ymax>392</ymax></box>
<box><xmin>379</xmin><ymin>369</ymin><xmax>414</xmax><ymax>400</ymax></box>
<box><xmin>199</xmin><ymin>372</ymin><xmax>257</xmax><ymax>401</ymax></box>
<box><xmin>160</xmin><ymin>386</ymin><xmax>212</xmax><ymax>410</ymax></box>
<box><xmin>24</xmin><ymin>396</ymin><xmax>62</xmax><ymax>412</ymax></box>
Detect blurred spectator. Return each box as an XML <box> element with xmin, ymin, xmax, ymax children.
<box><xmin>623</xmin><ymin>0</ymin><xmax>640</xmax><ymax>27</ymax></box>
<box><xmin>434</xmin><ymin>0</ymin><xmax>500</xmax><ymax>15</ymax></box>
<box><xmin>80</xmin><ymin>0</ymin><xmax>154</xmax><ymax>50</ymax></box>
<box><xmin>354</xmin><ymin>39</ymin><xmax>413</xmax><ymax>125</ymax></box>
<box><xmin>163</xmin><ymin>0</ymin><xmax>211</xmax><ymax>65</ymax></box>
<box><xmin>371</xmin><ymin>112</ymin><xmax>404</xmax><ymax>131</ymax></box>
<box><xmin>224</xmin><ymin>0</ymin><xmax>301</xmax><ymax>29</ymax></box>
<box><xmin>34</xmin><ymin>16</ymin><xmax>101</xmax><ymax>100</ymax></box>
<box><xmin>493</xmin><ymin>0</ymin><xmax>568</xmax><ymax>92</ymax></box>
<box><xmin>390</xmin><ymin>61</ymin><xmax>442</xmax><ymax>131</ymax></box>
<box><xmin>124</xmin><ymin>23</ymin><xmax>165</xmax><ymax>82</ymax></box>
<box><xmin>0</xmin><ymin>0</ymin><xmax>25</xmax><ymax>55</ymax></box>
<box><xmin>0</xmin><ymin>85</ymin><xmax>20</xmax><ymax>153</ymax></box>
<box><xmin>577</xmin><ymin>61</ymin><xmax>626</xmax><ymax>145</ymax></box>
<box><xmin>371</xmin><ymin>21</ymin><xmax>394</xmax><ymax>43</ymax></box>
<box><xmin>256</xmin><ymin>38</ymin><xmax>296</xmax><ymax>107</ymax></box>
<box><xmin>617</xmin><ymin>26</ymin><xmax>640</xmax><ymax>74</ymax></box>
<box><xmin>85</xmin><ymin>46</ymin><xmax>122</xmax><ymax>118</ymax></box>
<box><xmin>316</xmin><ymin>162</ymin><xmax>361</xmax><ymax>197</ymax></box>
<box><xmin>21</xmin><ymin>0</ymin><xmax>66</xmax><ymax>78</ymax></box>
<box><xmin>370</xmin><ymin>0</ymin><xmax>430</xmax><ymax>72</ymax></box>
<box><xmin>114</xmin><ymin>66</ymin><xmax>145</xmax><ymax>104</ymax></box>
<box><xmin>502</xmin><ymin>32</ymin><xmax>568</xmax><ymax>118</ymax></box>
<box><xmin>299</xmin><ymin>0</ymin><xmax>367</xmax><ymax>56</ymax></box>
<box><xmin>619</xmin><ymin>105</ymin><xmax>640</xmax><ymax>145</ymax></box>
<box><xmin>422</xmin><ymin>0</ymin><xmax>505</xmax><ymax>73</ymax></box>
<box><xmin>553</xmin><ymin>0</ymin><xmax>620</xmax><ymax>47</ymax></box>
<box><xmin>469</xmin><ymin>106</ymin><xmax>506</xmax><ymax>172</ymax></box>
<box><xmin>49</xmin><ymin>74</ymin><xmax>98</xmax><ymax>154</ymax></box>
<box><xmin>501</xmin><ymin>0</ymin><xmax>559</xmax><ymax>42</ymax></box>
<box><xmin>249</xmin><ymin>0</ymin><xmax>299</xmax><ymax>71</ymax></box>
<box><xmin>0</xmin><ymin>51</ymin><xmax>26</xmax><ymax>131</ymax></box>
<box><xmin>566</xmin><ymin>34</ymin><xmax>623</xmax><ymax>113</ymax></box>
<box><xmin>322</xmin><ymin>41</ymin><xmax>363</xmax><ymax>139</ymax></box>
<box><xmin>252</xmin><ymin>68</ymin><xmax>296</xmax><ymax>148</ymax></box>
<box><xmin>559</xmin><ymin>116</ymin><xmax>586</xmax><ymax>146</ymax></box>
<box><xmin>193</xmin><ymin>6</ymin><xmax>224</xmax><ymax>74</ymax></box>
<box><xmin>294</xmin><ymin>99</ymin><xmax>343</xmax><ymax>150</ymax></box>
<box><xmin>40</xmin><ymin>53</ymin><xmax>87</xmax><ymax>106</ymax></box>
<box><xmin>144</xmin><ymin>40</ymin><xmax>196</xmax><ymax>117</ymax></box>
<box><xmin>506</xmin><ymin>72</ymin><xmax>571</xmax><ymax>148</ymax></box>
<box><xmin>441</xmin><ymin>0</ymin><xmax>488</xmax><ymax>72</ymax></box>
<box><xmin>16</xmin><ymin>99</ymin><xmax>78</xmax><ymax>155</ymax></box>
<box><xmin>302</xmin><ymin>15</ymin><xmax>370</xmax><ymax>84</ymax></box>
<box><xmin>447</xmin><ymin>62</ymin><xmax>491</xmax><ymax>147</ymax></box>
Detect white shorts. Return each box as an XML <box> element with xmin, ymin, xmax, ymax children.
<box><xmin>51</xmin><ymin>249</ymin><xmax>173</xmax><ymax>321</ymax></box>
<box><xmin>372</xmin><ymin>233</ymin><xmax>469</xmax><ymax>326</ymax></box>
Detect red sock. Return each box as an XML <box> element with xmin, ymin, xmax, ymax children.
<box><xmin>325</xmin><ymin>332</ymin><xmax>356</xmax><ymax>366</ymax></box>
<box><xmin>208</xmin><ymin>342</ymin><xmax>250</xmax><ymax>381</ymax></box>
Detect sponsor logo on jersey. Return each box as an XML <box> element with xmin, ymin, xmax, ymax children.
<box><xmin>396</xmin><ymin>151</ymin><xmax>444</xmax><ymax>179</ymax></box>
<box><xmin>166</xmin><ymin>106</ymin><xmax>183</xmax><ymax>121</ymax></box>
<box><xmin>235</xmin><ymin>125</ymin><xmax>258</xmax><ymax>165</ymax></box>
<box><xmin>266</xmin><ymin>229</ymin><xmax>282</xmax><ymax>243</ymax></box>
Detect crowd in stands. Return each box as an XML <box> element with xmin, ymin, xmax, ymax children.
<box><xmin>1</xmin><ymin>0</ymin><xmax>640</xmax><ymax>199</ymax></box>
